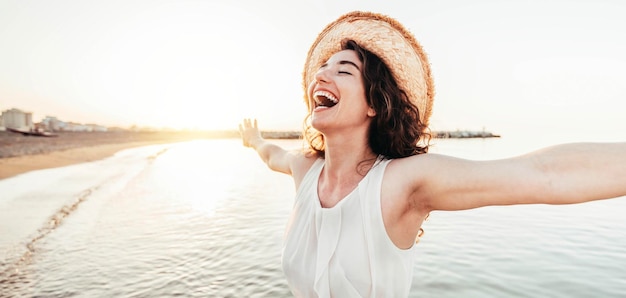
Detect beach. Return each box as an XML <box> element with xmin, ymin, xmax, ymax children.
<box><xmin>0</xmin><ymin>130</ymin><xmax>213</xmax><ymax>180</ymax></box>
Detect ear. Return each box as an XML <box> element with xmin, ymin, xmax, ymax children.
<box><xmin>367</xmin><ymin>107</ymin><xmax>377</xmax><ymax>117</ymax></box>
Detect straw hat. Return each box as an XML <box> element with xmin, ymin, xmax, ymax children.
<box><xmin>303</xmin><ymin>11</ymin><xmax>435</xmax><ymax>125</ymax></box>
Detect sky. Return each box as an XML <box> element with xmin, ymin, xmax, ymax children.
<box><xmin>1</xmin><ymin>0</ymin><xmax>625</xmax><ymax>140</ymax></box>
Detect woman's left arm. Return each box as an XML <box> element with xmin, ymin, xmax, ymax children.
<box><xmin>413</xmin><ymin>142</ymin><xmax>626</xmax><ymax>212</ymax></box>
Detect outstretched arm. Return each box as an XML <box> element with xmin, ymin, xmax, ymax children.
<box><xmin>403</xmin><ymin>142</ymin><xmax>626</xmax><ymax>212</ymax></box>
<box><xmin>239</xmin><ymin>118</ymin><xmax>293</xmax><ymax>175</ymax></box>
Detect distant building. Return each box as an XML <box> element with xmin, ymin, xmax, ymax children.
<box><xmin>41</xmin><ymin>116</ymin><xmax>65</xmax><ymax>131</ymax></box>
<box><xmin>1</xmin><ymin>108</ymin><xmax>33</xmax><ymax>130</ymax></box>
<box><xmin>86</xmin><ymin>124</ymin><xmax>108</xmax><ymax>132</ymax></box>
<box><xmin>63</xmin><ymin>122</ymin><xmax>88</xmax><ymax>132</ymax></box>
<box><xmin>38</xmin><ymin>116</ymin><xmax>108</xmax><ymax>132</ymax></box>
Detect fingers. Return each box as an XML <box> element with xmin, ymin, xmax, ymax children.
<box><xmin>241</xmin><ymin>118</ymin><xmax>258</xmax><ymax>128</ymax></box>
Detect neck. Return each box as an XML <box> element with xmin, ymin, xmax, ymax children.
<box><xmin>322</xmin><ymin>130</ymin><xmax>377</xmax><ymax>179</ymax></box>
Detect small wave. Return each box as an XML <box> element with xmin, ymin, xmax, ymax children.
<box><xmin>147</xmin><ymin>147</ymin><xmax>170</xmax><ymax>161</ymax></box>
<box><xmin>0</xmin><ymin>186</ymin><xmax>99</xmax><ymax>283</ymax></box>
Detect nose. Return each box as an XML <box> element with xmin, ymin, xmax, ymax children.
<box><xmin>314</xmin><ymin>67</ymin><xmax>330</xmax><ymax>83</ymax></box>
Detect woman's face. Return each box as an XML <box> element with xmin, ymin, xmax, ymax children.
<box><xmin>307</xmin><ymin>50</ymin><xmax>376</xmax><ymax>133</ymax></box>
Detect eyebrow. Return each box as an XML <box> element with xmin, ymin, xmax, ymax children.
<box><xmin>319</xmin><ymin>60</ymin><xmax>361</xmax><ymax>71</ymax></box>
<box><xmin>338</xmin><ymin>60</ymin><xmax>361</xmax><ymax>71</ymax></box>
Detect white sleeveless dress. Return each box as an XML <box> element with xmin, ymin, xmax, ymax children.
<box><xmin>282</xmin><ymin>158</ymin><xmax>416</xmax><ymax>297</ymax></box>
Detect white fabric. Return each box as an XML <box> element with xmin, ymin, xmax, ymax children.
<box><xmin>282</xmin><ymin>158</ymin><xmax>416</xmax><ymax>298</ymax></box>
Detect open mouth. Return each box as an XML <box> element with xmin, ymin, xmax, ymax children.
<box><xmin>313</xmin><ymin>91</ymin><xmax>338</xmax><ymax>108</ymax></box>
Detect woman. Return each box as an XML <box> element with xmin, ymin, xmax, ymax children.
<box><xmin>239</xmin><ymin>11</ymin><xmax>626</xmax><ymax>297</ymax></box>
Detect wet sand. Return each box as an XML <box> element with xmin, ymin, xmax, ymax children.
<box><xmin>0</xmin><ymin>131</ymin><xmax>218</xmax><ymax>180</ymax></box>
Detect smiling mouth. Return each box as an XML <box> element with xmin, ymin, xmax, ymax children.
<box><xmin>313</xmin><ymin>91</ymin><xmax>338</xmax><ymax>108</ymax></box>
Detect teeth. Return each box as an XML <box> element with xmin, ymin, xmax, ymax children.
<box><xmin>313</xmin><ymin>91</ymin><xmax>338</xmax><ymax>105</ymax></box>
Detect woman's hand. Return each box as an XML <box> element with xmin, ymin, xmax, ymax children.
<box><xmin>239</xmin><ymin>118</ymin><xmax>263</xmax><ymax>148</ymax></box>
<box><xmin>238</xmin><ymin>118</ymin><xmax>296</xmax><ymax>176</ymax></box>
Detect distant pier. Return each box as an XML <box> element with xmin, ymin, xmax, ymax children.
<box><xmin>432</xmin><ymin>130</ymin><xmax>500</xmax><ymax>139</ymax></box>
<box><xmin>256</xmin><ymin>130</ymin><xmax>501</xmax><ymax>139</ymax></box>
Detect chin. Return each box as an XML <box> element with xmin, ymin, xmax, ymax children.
<box><xmin>310</xmin><ymin>117</ymin><xmax>330</xmax><ymax>133</ymax></box>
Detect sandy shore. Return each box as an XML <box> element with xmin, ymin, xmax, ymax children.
<box><xmin>0</xmin><ymin>130</ymin><xmax>219</xmax><ymax>180</ymax></box>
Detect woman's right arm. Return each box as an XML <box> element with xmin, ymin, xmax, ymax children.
<box><xmin>239</xmin><ymin>118</ymin><xmax>296</xmax><ymax>176</ymax></box>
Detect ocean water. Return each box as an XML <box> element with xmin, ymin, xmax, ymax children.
<box><xmin>1</xmin><ymin>137</ymin><xmax>625</xmax><ymax>297</ymax></box>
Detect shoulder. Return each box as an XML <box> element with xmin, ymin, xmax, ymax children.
<box><xmin>290</xmin><ymin>151</ymin><xmax>321</xmax><ymax>189</ymax></box>
<box><xmin>382</xmin><ymin>154</ymin><xmax>431</xmax><ymax>200</ymax></box>
<box><xmin>384</xmin><ymin>153</ymin><xmax>439</xmax><ymax>181</ymax></box>
<box><xmin>385</xmin><ymin>153</ymin><xmax>465</xmax><ymax>179</ymax></box>
<box><xmin>382</xmin><ymin>153</ymin><xmax>454</xmax><ymax>210</ymax></box>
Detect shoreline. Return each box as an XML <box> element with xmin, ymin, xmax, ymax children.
<box><xmin>0</xmin><ymin>141</ymin><xmax>175</xmax><ymax>180</ymax></box>
<box><xmin>0</xmin><ymin>131</ymin><xmax>211</xmax><ymax>180</ymax></box>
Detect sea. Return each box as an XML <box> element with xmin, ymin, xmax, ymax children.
<box><xmin>1</xmin><ymin>136</ymin><xmax>625</xmax><ymax>298</ymax></box>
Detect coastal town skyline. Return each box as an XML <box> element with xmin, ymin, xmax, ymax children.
<box><xmin>1</xmin><ymin>0</ymin><xmax>625</xmax><ymax>141</ymax></box>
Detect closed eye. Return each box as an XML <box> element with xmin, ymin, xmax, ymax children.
<box><xmin>338</xmin><ymin>71</ymin><xmax>352</xmax><ymax>75</ymax></box>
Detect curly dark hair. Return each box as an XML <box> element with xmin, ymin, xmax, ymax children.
<box><xmin>303</xmin><ymin>39</ymin><xmax>431</xmax><ymax>159</ymax></box>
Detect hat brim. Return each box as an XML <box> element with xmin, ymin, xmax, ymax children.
<box><xmin>303</xmin><ymin>11</ymin><xmax>435</xmax><ymax>125</ymax></box>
